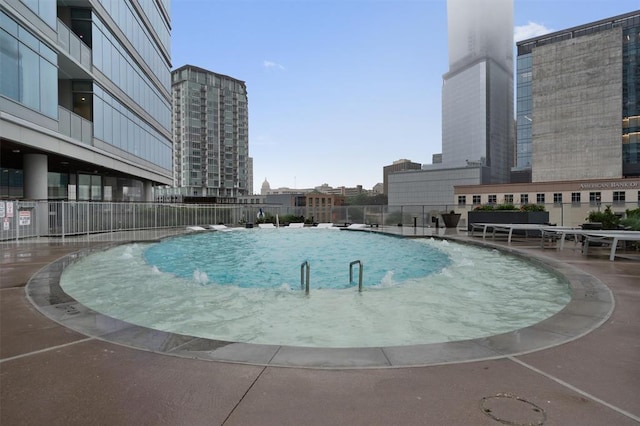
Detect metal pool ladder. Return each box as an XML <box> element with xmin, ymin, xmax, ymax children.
<box><xmin>350</xmin><ymin>260</ymin><xmax>364</xmax><ymax>292</ymax></box>
<box><xmin>300</xmin><ymin>261</ymin><xmax>310</xmax><ymax>295</ymax></box>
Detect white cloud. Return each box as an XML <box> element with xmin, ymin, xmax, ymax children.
<box><xmin>514</xmin><ymin>22</ymin><xmax>554</xmax><ymax>42</ymax></box>
<box><xmin>263</xmin><ymin>60</ymin><xmax>285</xmax><ymax>71</ymax></box>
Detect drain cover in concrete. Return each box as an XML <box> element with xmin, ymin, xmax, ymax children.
<box><xmin>480</xmin><ymin>393</ymin><xmax>546</xmax><ymax>425</ymax></box>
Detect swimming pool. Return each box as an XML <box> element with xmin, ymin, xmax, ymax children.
<box><xmin>143</xmin><ymin>228</ymin><xmax>452</xmax><ymax>289</ymax></box>
<box><xmin>59</xmin><ymin>229</ymin><xmax>571</xmax><ymax>348</ymax></box>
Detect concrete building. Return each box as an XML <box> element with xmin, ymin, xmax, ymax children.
<box><xmin>515</xmin><ymin>11</ymin><xmax>639</xmax><ymax>182</ymax></box>
<box><xmin>305</xmin><ymin>193</ymin><xmax>344</xmax><ymax>223</ymax></box>
<box><xmin>1</xmin><ymin>0</ymin><xmax>172</xmax><ymax>201</ymax></box>
<box><xmin>455</xmin><ymin>11</ymin><xmax>640</xmax><ymax>224</ymax></box>
<box><xmin>454</xmin><ymin>177</ymin><xmax>640</xmax><ymax>227</ymax></box>
<box><xmin>389</xmin><ymin>0</ymin><xmax>514</xmax><ymax>207</ymax></box>
<box><xmin>382</xmin><ymin>159</ymin><xmax>421</xmax><ymax>195</ymax></box>
<box><xmin>389</xmin><ymin>166</ymin><xmax>484</xmax><ymax>208</ymax></box>
<box><xmin>316</xmin><ymin>184</ymin><xmax>366</xmax><ymax>198</ymax></box>
<box><xmin>247</xmin><ymin>156</ymin><xmax>254</xmax><ymax>195</ymax></box>
<box><xmin>159</xmin><ymin>65</ymin><xmax>249</xmax><ymax>201</ymax></box>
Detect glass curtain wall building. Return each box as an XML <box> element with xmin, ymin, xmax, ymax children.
<box><xmin>161</xmin><ymin>65</ymin><xmax>249</xmax><ymax>202</ymax></box>
<box><xmin>0</xmin><ymin>0</ymin><xmax>172</xmax><ymax>201</ymax></box>
<box><xmin>516</xmin><ymin>11</ymin><xmax>640</xmax><ymax>181</ymax></box>
<box><xmin>441</xmin><ymin>0</ymin><xmax>514</xmax><ymax>184</ymax></box>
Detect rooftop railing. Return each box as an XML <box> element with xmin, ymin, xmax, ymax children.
<box><xmin>0</xmin><ymin>200</ymin><xmax>637</xmax><ymax>242</ymax></box>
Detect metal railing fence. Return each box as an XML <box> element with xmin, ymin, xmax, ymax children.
<box><xmin>1</xmin><ymin>200</ymin><xmax>638</xmax><ymax>241</ymax></box>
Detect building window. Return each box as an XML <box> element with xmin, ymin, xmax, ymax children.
<box><xmin>613</xmin><ymin>191</ymin><xmax>625</xmax><ymax>205</ymax></box>
<box><xmin>589</xmin><ymin>192</ymin><xmax>602</xmax><ymax>206</ymax></box>
<box><xmin>472</xmin><ymin>195</ymin><xmax>481</xmax><ymax>205</ymax></box>
<box><xmin>488</xmin><ymin>194</ymin><xmax>497</xmax><ymax>204</ymax></box>
<box><xmin>0</xmin><ymin>13</ymin><xmax>58</xmax><ymax>118</ymax></box>
<box><xmin>553</xmin><ymin>193</ymin><xmax>562</xmax><ymax>205</ymax></box>
<box><xmin>571</xmin><ymin>192</ymin><xmax>581</xmax><ymax>205</ymax></box>
<box><xmin>504</xmin><ymin>194</ymin><xmax>514</xmax><ymax>204</ymax></box>
<box><xmin>536</xmin><ymin>193</ymin><xmax>545</xmax><ymax>204</ymax></box>
<box><xmin>457</xmin><ymin>195</ymin><xmax>466</xmax><ymax>206</ymax></box>
<box><xmin>520</xmin><ymin>194</ymin><xmax>529</xmax><ymax>204</ymax></box>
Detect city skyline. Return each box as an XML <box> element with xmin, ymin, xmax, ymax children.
<box><xmin>171</xmin><ymin>0</ymin><xmax>640</xmax><ymax>191</ymax></box>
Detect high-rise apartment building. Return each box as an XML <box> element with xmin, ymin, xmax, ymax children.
<box><xmin>516</xmin><ymin>11</ymin><xmax>640</xmax><ymax>182</ymax></box>
<box><xmin>168</xmin><ymin>65</ymin><xmax>249</xmax><ymax>200</ymax></box>
<box><xmin>0</xmin><ymin>0</ymin><xmax>172</xmax><ymax>201</ymax></box>
<box><xmin>442</xmin><ymin>0</ymin><xmax>514</xmax><ymax>183</ymax></box>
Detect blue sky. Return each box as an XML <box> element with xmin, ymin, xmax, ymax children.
<box><xmin>171</xmin><ymin>0</ymin><xmax>639</xmax><ymax>191</ymax></box>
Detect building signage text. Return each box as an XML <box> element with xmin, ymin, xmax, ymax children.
<box><xmin>579</xmin><ymin>181</ymin><xmax>639</xmax><ymax>190</ymax></box>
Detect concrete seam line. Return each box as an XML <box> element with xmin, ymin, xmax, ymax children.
<box><xmin>0</xmin><ymin>337</ymin><xmax>94</xmax><ymax>364</ymax></box>
<box><xmin>221</xmin><ymin>366</ymin><xmax>268</xmax><ymax>425</ymax></box>
<box><xmin>508</xmin><ymin>356</ymin><xmax>640</xmax><ymax>423</ymax></box>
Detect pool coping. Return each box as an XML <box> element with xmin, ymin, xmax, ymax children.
<box><xmin>24</xmin><ymin>234</ymin><xmax>614</xmax><ymax>369</ymax></box>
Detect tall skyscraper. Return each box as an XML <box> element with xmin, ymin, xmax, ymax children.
<box><xmin>170</xmin><ymin>65</ymin><xmax>249</xmax><ymax>199</ymax></box>
<box><xmin>389</xmin><ymin>0</ymin><xmax>514</xmax><ymax>206</ymax></box>
<box><xmin>0</xmin><ymin>0</ymin><xmax>172</xmax><ymax>201</ymax></box>
<box><xmin>442</xmin><ymin>0</ymin><xmax>514</xmax><ymax>183</ymax></box>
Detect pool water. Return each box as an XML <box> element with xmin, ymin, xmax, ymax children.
<box><xmin>59</xmin><ymin>230</ymin><xmax>571</xmax><ymax>348</ymax></box>
<box><xmin>143</xmin><ymin>229</ymin><xmax>452</xmax><ymax>289</ymax></box>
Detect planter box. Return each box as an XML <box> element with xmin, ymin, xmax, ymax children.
<box><xmin>467</xmin><ymin>211</ymin><xmax>549</xmax><ymax>232</ymax></box>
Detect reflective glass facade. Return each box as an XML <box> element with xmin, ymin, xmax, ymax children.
<box><xmin>0</xmin><ymin>11</ymin><xmax>58</xmax><ymax>118</ymax></box>
<box><xmin>0</xmin><ymin>0</ymin><xmax>172</xmax><ymax>201</ymax></box>
<box><xmin>20</xmin><ymin>0</ymin><xmax>56</xmax><ymax>28</ymax></box>
<box><xmin>442</xmin><ymin>0</ymin><xmax>514</xmax><ymax>184</ymax></box>
<box><xmin>622</xmin><ymin>16</ymin><xmax>640</xmax><ymax>175</ymax></box>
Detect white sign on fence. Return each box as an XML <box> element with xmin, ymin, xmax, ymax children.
<box><xmin>19</xmin><ymin>210</ymin><xmax>31</xmax><ymax>226</ymax></box>
<box><xmin>0</xmin><ymin>201</ymin><xmax>4</xmax><ymax>218</ymax></box>
<box><xmin>3</xmin><ymin>218</ymin><xmax>9</xmax><ymax>231</ymax></box>
<box><xmin>6</xmin><ymin>202</ymin><xmax>14</xmax><ymax>218</ymax></box>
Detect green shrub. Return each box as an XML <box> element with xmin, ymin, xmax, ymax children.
<box><xmin>280</xmin><ymin>214</ymin><xmax>304</xmax><ymax>223</ymax></box>
<box><xmin>473</xmin><ymin>203</ymin><xmax>546</xmax><ymax>212</ymax></box>
<box><xmin>495</xmin><ymin>203</ymin><xmax>516</xmax><ymax>210</ymax></box>
<box><xmin>620</xmin><ymin>207</ymin><xmax>640</xmax><ymax>231</ymax></box>
<box><xmin>586</xmin><ymin>205</ymin><xmax>620</xmax><ymax>230</ymax></box>
<box><xmin>520</xmin><ymin>204</ymin><xmax>546</xmax><ymax>212</ymax></box>
<box><xmin>474</xmin><ymin>204</ymin><xmax>497</xmax><ymax>211</ymax></box>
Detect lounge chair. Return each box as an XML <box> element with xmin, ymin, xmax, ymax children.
<box><xmin>186</xmin><ymin>226</ymin><xmax>207</xmax><ymax>232</ymax></box>
<box><xmin>347</xmin><ymin>223</ymin><xmax>367</xmax><ymax>229</ymax></box>
<box><xmin>287</xmin><ymin>222</ymin><xmax>305</xmax><ymax>228</ymax></box>
<box><xmin>315</xmin><ymin>223</ymin><xmax>337</xmax><ymax>229</ymax></box>
<box><xmin>258</xmin><ymin>223</ymin><xmax>276</xmax><ymax>229</ymax></box>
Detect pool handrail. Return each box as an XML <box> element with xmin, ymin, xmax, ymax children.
<box><xmin>300</xmin><ymin>261</ymin><xmax>310</xmax><ymax>295</ymax></box>
<box><xmin>349</xmin><ymin>260</ymin><xmax>364</xmax><ymax>292</ymax></box>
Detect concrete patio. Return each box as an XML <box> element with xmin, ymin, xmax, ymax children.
<box><xmin>1</xmin><ymin>228</ymin><xmax>638</xmax><ymax>425</ymax></box>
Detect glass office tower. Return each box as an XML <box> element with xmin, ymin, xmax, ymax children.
<box><xmin>0</xmin><ymin>0</ymin><xmax>172</xmax><ymax>201</ymax></box>
<box><xmin>442</xmin><ymin>0</ymin><xmax>514</xmax><ymax>184</ymax></box>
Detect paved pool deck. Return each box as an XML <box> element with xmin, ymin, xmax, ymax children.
<box><xmin>1</xmin><ymin>227</ymin><xmax>639</xmax><ymax>425</ymax></box>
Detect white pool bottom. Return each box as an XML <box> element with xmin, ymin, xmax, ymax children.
<box><xmin>60</xmin><ymin>238</ymin><xmax>570</xmax><ymax>348</ymax></box>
